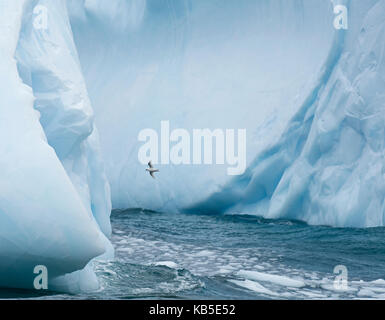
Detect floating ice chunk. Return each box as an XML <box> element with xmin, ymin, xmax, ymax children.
<box><xmin>237</xmin><ymin>270</ymin><xmax>305</xmax><ymax>288</ymax></box>
<box><xmin>370</xmin><ymin>279</ymin><xmax>385</xmax><ymax>286</ymax></box>
<box><xmin>194</xmin><ymin>250</ymin><xmax>215</xmax><ymax>257</ymax></box>
<box><xmin>154</xmin><ymin>261</ymin><xmax>179</xmax><ymax>269</ymax></box>
<box><xmin>229</xmin><ymin>279</ymin><xmax>277</xmax><ymax>296</ymax></box>
<box><xmin>357</xmin><ymin>288</ymin><xmax>376</xmax><ymax>298</ymax></box>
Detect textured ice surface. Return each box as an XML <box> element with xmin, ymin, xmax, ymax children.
<box><xmin>186</xmin><ymin>0</ymin><xmax>385</xmax><ymax>227</ymax></box>
<box><xmin>0</xmin><ymin>0</ymin><xmax>112</xmax><ymax>291</ymax></box>
<box><xmin>69</xmin><ymin>0</ymin><xmax>337</xmax><ymax>214</ymax></box>
<box><xmin>69</xmin><ymin>0</ymin><xmax>385</xmax><ymax>227</ymax></box>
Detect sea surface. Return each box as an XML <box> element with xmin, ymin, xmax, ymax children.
<box><xmin>4</xmin><ymin>208</ymin><xmax>385</xmax><ymax>299</ymax></box>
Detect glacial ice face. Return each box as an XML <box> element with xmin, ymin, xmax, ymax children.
<box><xmin>16</xmin><ymin>0</ymin><xmax>112</xmax><ymax>239</ymax></box>
<box><xmin>188</xmin><ymin>0</ymin><xmax>385</xmax><ymax>227</ymax></box>
<box><xmin>0</xmin><ymin>0</ymin><xmax>112</xmax><ymax>291</ymax></box>
<box><xmin>70</xmin><ymin>0</ymin><xmax>385</xmax><ymax>227</ymax></box>
<box><xmin>69</xmin><ymin>0</ymin><xmax>336</xmax><ymax>213</ymax></box>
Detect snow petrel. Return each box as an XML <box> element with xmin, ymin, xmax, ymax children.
<box><xmin>146</xmin><ymin>161</ymin><xmax>159</xmax><ymax>179</ymax></box>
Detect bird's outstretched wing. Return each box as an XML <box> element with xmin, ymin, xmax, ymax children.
<box><xmin>150</xmin><ymin>171</ymin><xmax>156</xmax><ymax>179</ymax></box>
<box><xmin>148</xmin><ymin>161</ymin><xmax>153</xmax><ymax>168</ymax></box>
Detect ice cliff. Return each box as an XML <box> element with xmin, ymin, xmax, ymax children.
<box><xmin>69</xmin><ymin>0</ymin><xmax>385</xmax><ymax>228</ymax></box>
<box><xmin>69</xmin><ymin>0</ymin><xmax>335</xmax><ymax>212</ymax></box>
<box><xmin>68</xmin><ymin>0</ymin><xmax>385</xmax><ymax>227</ymax></box>
<box><xmin>188</xmin><ymin>0</ymin><xmax>385</xmax><ymax>228</ymax></box>
<box><xmin>0</xmin><ymin>0</ymin><xmax>112</xmax><ymax>292</ymax></box>
<box><xmin>0</xmin><ymin>0</ymin><xmax>385</xmax><ymax>291</ymax></box>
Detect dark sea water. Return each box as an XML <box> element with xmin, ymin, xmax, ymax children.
<box><xmin>5</xmin><ymin>209</ymin><xmax>385</xmax><ymax>299</ymax></box>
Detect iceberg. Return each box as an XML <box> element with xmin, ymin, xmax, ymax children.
<box><xmin>70</xmin><ymin>0</ymin><xmax>385</xmax><ymax>228</ymax></box>
<box><xmin>188</xmin><ymin>0</ymin><xmax>385</xmax><ymax>228</ymax></box>
<box><xmin>0</xmin><ymin>0</ymin><xmax>112</xmax><ymax>291</ymax></box>
<box><xmin>69</xmin><ymin>0</ymin><xmax>336</xmax><ymax>212</ymax></box>
<box><xmin>0</xmin><ymin>0</ymin><xmax>385</xmax><ymax>291</ymax></box>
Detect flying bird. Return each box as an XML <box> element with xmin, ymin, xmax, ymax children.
<box><xmin>146</xmin><ymin>161</ymin><xmax>159</xmax><ymax>179</ymax></box>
